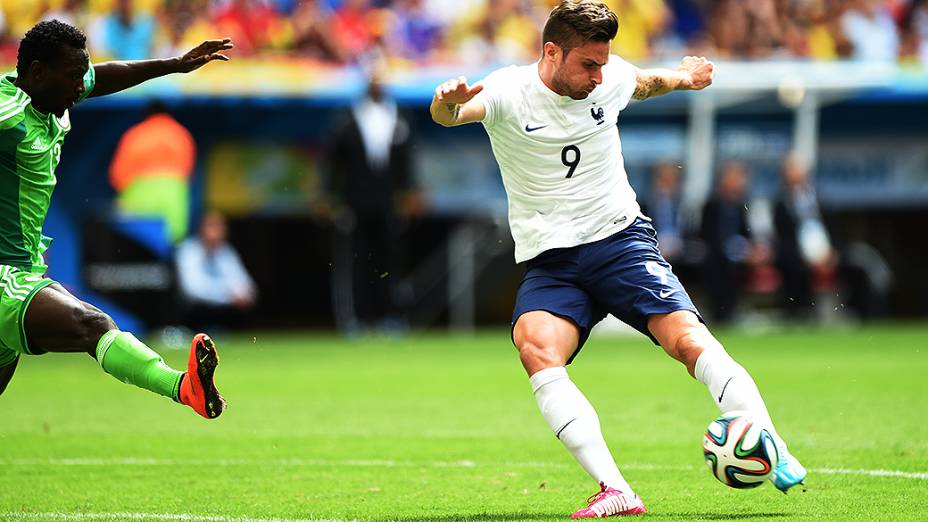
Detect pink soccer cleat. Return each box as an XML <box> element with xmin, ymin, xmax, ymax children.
<box><xmin>571</xmin><ymin>482</ymin><xmax>647</xmax><ymax>518</ymax></box>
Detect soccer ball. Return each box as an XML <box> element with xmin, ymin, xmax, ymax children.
<box><xmin>703</xmin><ymin>412</ymin><xmax>779</xmax><ymax>489</ymax></box>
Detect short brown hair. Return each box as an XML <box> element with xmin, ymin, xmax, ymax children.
<box><xmin>542</xmin><ymin>1</ymin><xmax>618</xmax><ymax>56</ymax></box>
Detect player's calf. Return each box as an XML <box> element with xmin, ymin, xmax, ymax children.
<box><xmin>648</xmin><ymin>311</ymin><xmax>718</xmax><ymax>376</ymax></box>
<box><xmin>95</xmin><ymin>330</ymin><xmax>184</xmax><ymax>401</ymax></box>
<box><xmin>73</xmin><ymin>304</ymin><xmax>117</xmax><ymax>357</ymax></box>
<box><xmin>94</xmin><ymin>329</ymin><xmax>224</xmax><ymax>419</ymax></box>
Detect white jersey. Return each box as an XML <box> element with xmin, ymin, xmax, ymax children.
<box><xmin>474</xmin><ymin>56</ymin><xmax>643</xmax><ymax>263</ymax></box>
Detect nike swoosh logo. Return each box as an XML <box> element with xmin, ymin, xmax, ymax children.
<box><xmin>659</xmin><ymin>289</ymin><xmax>677</xmax><ymax>299</ymax></box>
<box><xmin>717</xmin><ymin>377</ymin><xmax>734</xmax><ymax>403</ymax></box>
<box><xmin>556</xmin><ymin>418</ymin><xmax>577</xmax><ymax>439</ymax></box>
<box><xmin>525</xmin><ymin>123</ymin><xmax>548</xmax><ymax>132</ymax></box>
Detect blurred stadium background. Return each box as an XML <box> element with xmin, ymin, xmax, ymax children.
<box><xmin>2</xmin><ymin>0</ymin><xmax>927</xmax><ymax>336</ymax></box>
<box><xmin>2</xmin><ymin>1</ymin><xmax>928</xmax><ymax>521</ymax></box>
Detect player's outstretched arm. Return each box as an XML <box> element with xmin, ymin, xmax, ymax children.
<box><xmin>89</xmin><ymin>38</ymin><xmax>234</xmax><ymax>98</ymax></box>
<box><xmin>632</xmin><ymin>56</ymin><xmax>714</xmax><ymax>101</ymax></box>
<box><xmin>430</xmin><ymin>77</ymin><xmax>485</xmax><ymax>127</ymax></box>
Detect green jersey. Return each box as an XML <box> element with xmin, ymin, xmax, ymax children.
<box><xmin>0</xmin><ymin>66</ymin><xmax>95</xmax><ymax>272</ymax></box>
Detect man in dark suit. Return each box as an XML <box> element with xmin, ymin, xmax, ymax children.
<box><xmin>327</xmin><ymin>69</ymin><xmax>419</xmax><ymax>334</ymax></box>
<box><xmin>645</xmin><ymin>162</ymin><xmax>684</xmax><ymax>263</ymax></box>
<box><xmin>773</xmin><ymin>154</ymin><xmax>835</xmax><ymax>318</ymax></box>
<box><xmin>700</xmin><ymin>160</ymin><xmax>754</xmax><ymax>323</ymax></box>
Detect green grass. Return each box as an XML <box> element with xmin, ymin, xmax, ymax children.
<box><xmin>1</xmin><ymin>325</ymin><xmax>927</xmax><ymax>521</ymax></box>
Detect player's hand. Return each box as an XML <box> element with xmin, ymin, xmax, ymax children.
<box><xmin>434</xmin><ymin>77</ymin><xmax>484</xmax><ymax>105</ymax></box>
<box><xmin>678</xmin><ymin>56</ymin><xmax>713</xmax><ymax>91</ymax></box>
<box><xmin>175</xmin><ymin>38</ymin><xmax>234</xmax><ymax>73</ymax></box>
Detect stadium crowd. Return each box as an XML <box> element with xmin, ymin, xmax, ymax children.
<box><xmin>0</xmin><ymin>0</ymin><xmax>926</xmax><ymax>66</ymax></box>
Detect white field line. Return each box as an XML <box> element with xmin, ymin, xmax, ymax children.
<box><xmin>2</xmin><ymin>457</ymin><xmax>926</xmax><ymax>480</ymax></box>
<box><xmin>0</xmin><ymin>457</ymin><xmax>689</xmax><ymax>471</ymax></box>
<box><xmin>810</xmin><ymin>467</ymin><xmax>928</xmax><ymax>480</ymax></box>
<box><xmin>1</xmin><ymin>513</ymin><xmax>351</xmax><ymax>522</ymax></box>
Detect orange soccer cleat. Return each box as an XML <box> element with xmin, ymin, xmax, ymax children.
<box><xmin>178</xmin><ymin>333</ymin><xmax>225</xmax><ymax>419</ymax></box>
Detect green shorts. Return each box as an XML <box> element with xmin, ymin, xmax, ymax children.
<box><xmin>0</xmin><ymin>265</ymin><xmax>55</xmax><ymax>367</ymax></box>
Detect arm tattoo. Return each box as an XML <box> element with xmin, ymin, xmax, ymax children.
<box><xmin>446</xmin><ymin>103</ymin><xmax>461</xmax><ymax>121</ymax></box>
<box><xmin>633</xmin><ymin>75</ymin><xmax>667</xmax><ymax>100</ymax></box>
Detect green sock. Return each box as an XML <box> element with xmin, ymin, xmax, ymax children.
<box><xmin>96</xmin><ymin>330</ymin><xmax>183</xmax><ymax>401</ymax></box>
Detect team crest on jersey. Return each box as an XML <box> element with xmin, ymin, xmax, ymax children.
<box><xmin>590</xmin><ymin>106</ymin><xmax>605</xmax><ymax>125</ymax></box>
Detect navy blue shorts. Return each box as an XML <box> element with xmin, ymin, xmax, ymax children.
<box><xmin>512</xmin><ymin>218</ymin><xmax>702</xmax><ymax>363</ymax></box>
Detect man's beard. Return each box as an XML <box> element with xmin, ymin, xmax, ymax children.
<box><xmin>552</xmin><ymin>70</ymin><xmax>589</xmax><ymax>100</ymax></box>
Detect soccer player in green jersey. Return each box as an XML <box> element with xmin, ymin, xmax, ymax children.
<box><xmin>0</xmin><ymin>20</ymin><xmax>233</xmax><ymax>419</ymax></box>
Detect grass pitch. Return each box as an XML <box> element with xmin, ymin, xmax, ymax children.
<box><xmin>1</xmin><ymin>325</ymin><xmax>927</xmax><ymax>521</ymax></box>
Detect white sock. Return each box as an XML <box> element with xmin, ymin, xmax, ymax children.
<box><xmin>530</xmin><ymin>367</ymin><xmax>633</xmax><ymax>493</ymax></box>
<box><xmin>694</xmin><ymin>348</ymin><xmax>780</xmax><ymax>441</ymax></box>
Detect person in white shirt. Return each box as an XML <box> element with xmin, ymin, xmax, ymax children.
<box><xmin>430</xmin><ymin>1</ymin><xmax>806</xmax><ymax>517</ymax></box>
<box><xmin>176</xmin><ymin>211</ymin><xmax>256</xmax><ymax>332</ymax></box>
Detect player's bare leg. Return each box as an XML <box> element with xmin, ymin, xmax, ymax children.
<box><xmin>25</xmin><ymin>284</ymin><xmax>118</xmax><ymax>356</ymax></box>
<box><xmin>648</xmin><ymin>310</ymin><xmax>806</xmax><ymax>492</ymax></box>
<box><xmin>515</xmin><ymin>311</ymin><xmax>646</xmax><ymax>517</ymax></box>
<box><xmin>23</xmin><ymin>283</ymin><xmax>224</xmax><ymax>418</ymax></box>
<box><xmin>0</xmin><ymin>357</ymin><xmax>18</xmax><ymax>396</ymax></box>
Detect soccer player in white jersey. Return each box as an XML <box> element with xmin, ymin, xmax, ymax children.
<box><xmin>430</xmin><ymin>1</ymin><xmax>806</xmax><ymax>517</ymax></box>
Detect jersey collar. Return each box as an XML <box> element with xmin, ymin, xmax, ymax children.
<box><xmin>1</xmin><ymin>73</ymin><xmax>33</xmax><ymax>106</ymax></box>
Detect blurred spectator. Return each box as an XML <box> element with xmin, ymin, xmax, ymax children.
<box><xmin>331</xmin><ymin>0</ymin><xmax>377</xmax><ymax>61</ymax></box>
<box><xmin>700</xmin><ymin>160</ymin><xmax>756</xmax><ymax>323</ymax></box>
<box><xmin>663</xmin><ymin>0</ymin><xmax>706</xmax><ymax>47</ymax></box>
<box><xmin>792</xmin><ymin>0</ymin><xmax>850</xmax><ymax>59</ymax></box>
<box><xmin>0</xmin><ymin>7</ymin><xmax>7</xmax><ymax>63</ymax></box>
<box><xmin>42</xmin><ymin>0</ymin><xmax>86</xmax><ymax>28</ymax></box>
<box><xmin>645</xmin><ymin>162</ymin><xmax>684</xmax><ymax>262</ymax></box>
<box><xmin>176</xmin><ymin>211</ymin><xmax>257</xmax><ymax>332</ymax></box>
<box><xmin>0</xmin><ymin>0</ymin><xmax>918</xmax><ymax>64</ymax></box>
<box><xmin>606</xmin><ymin>0</ymin><xmax>671</xmax><ymax>61</ymax></box>
<box><xmin>213</xmin><ymin>0</ymin><xmax>284</xmax><ymax>56</ymax></box>
<box><xmin>776</xmin><ymin>0</ymin><xmax>810</xmax><ymax>57</ymax></box>
<box><xmin>2</xmin><ymin>1</ymin><xmax>44</xmax><ymax>38</ymax></box>
<box><xmin>91</xmin><ymin>0</ymin><xmax>156</xmax><ymax>61</ymax></box>
<box><xmin>290</xmin><ymin>0</ymin><xmax>344</xmax><ymax>61</ymax></box>
<box><xmin>271</xmin><ymin>0</ymin><xmax>300</xmax><ymax>14</ymax></box>
<box><xmin>773</xmin><ymin>154</ymin><xmax>836</xmax><ymax>318</ymax></box>
<box><xmin>386</xmin><ymin>0</ymin><xmax>445</xmax><ymax>62</ymax></box>
<box><xmin>109</xmin><ymin>102</ymin><xmax>196</xmax><ymax>244</ymax></box>
<box><xmin>915</xmin><ymin>0</ymin><xmax>928</xmax><ymax>63</ymax></box>
<box><xmin>423</xmin><ymin>0</ymin><xmax>485</xmax><ymax>27</ymax></box>
<box><xmin>452</xmin><ymin>0</ymin><xmax>539</xmax><ymax>66</ymax></box>
<box><xmin>841</xmin><ymin>0</ymin><xmax>900</xmax><ymax>60</ymax></box>
<box><xmin>708</xmin><ymin>0</ymin><xmax>788</xmax><ymax>58</ymax></box>
<box><xmin>327</xmin><ymin>67</ymin><xmax>418</xmax><ymax>335</ymax></box>
<box><xmin>899</xmin><ymin>0</ymin><xmax>928</xmax><ymax>64</ymax></box>
<box><xmin>154</xmin><ymin>0</ymin><xmax>214</xmax><ymax>59</ymax></box>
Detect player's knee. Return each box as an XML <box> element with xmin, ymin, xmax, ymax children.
<box><xmin>516</xmin><ymin>334</ymin><xmax>566</xmax><ymax>372</ymax></box>
<box><xmin>73</xmin><ymin>306</ymin><xmax>116</xmax><ymax>354</ymax></box>
<box><xmin>672</xmin><ymin>324</ymin><xmax>722</xmax><ymax>372</ymax></box>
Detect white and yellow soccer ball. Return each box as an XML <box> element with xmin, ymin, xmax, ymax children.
<box><xmin>703</xmin><ymin>412</ymin><xmax>779</xmax><ymax>489</ymax></box>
